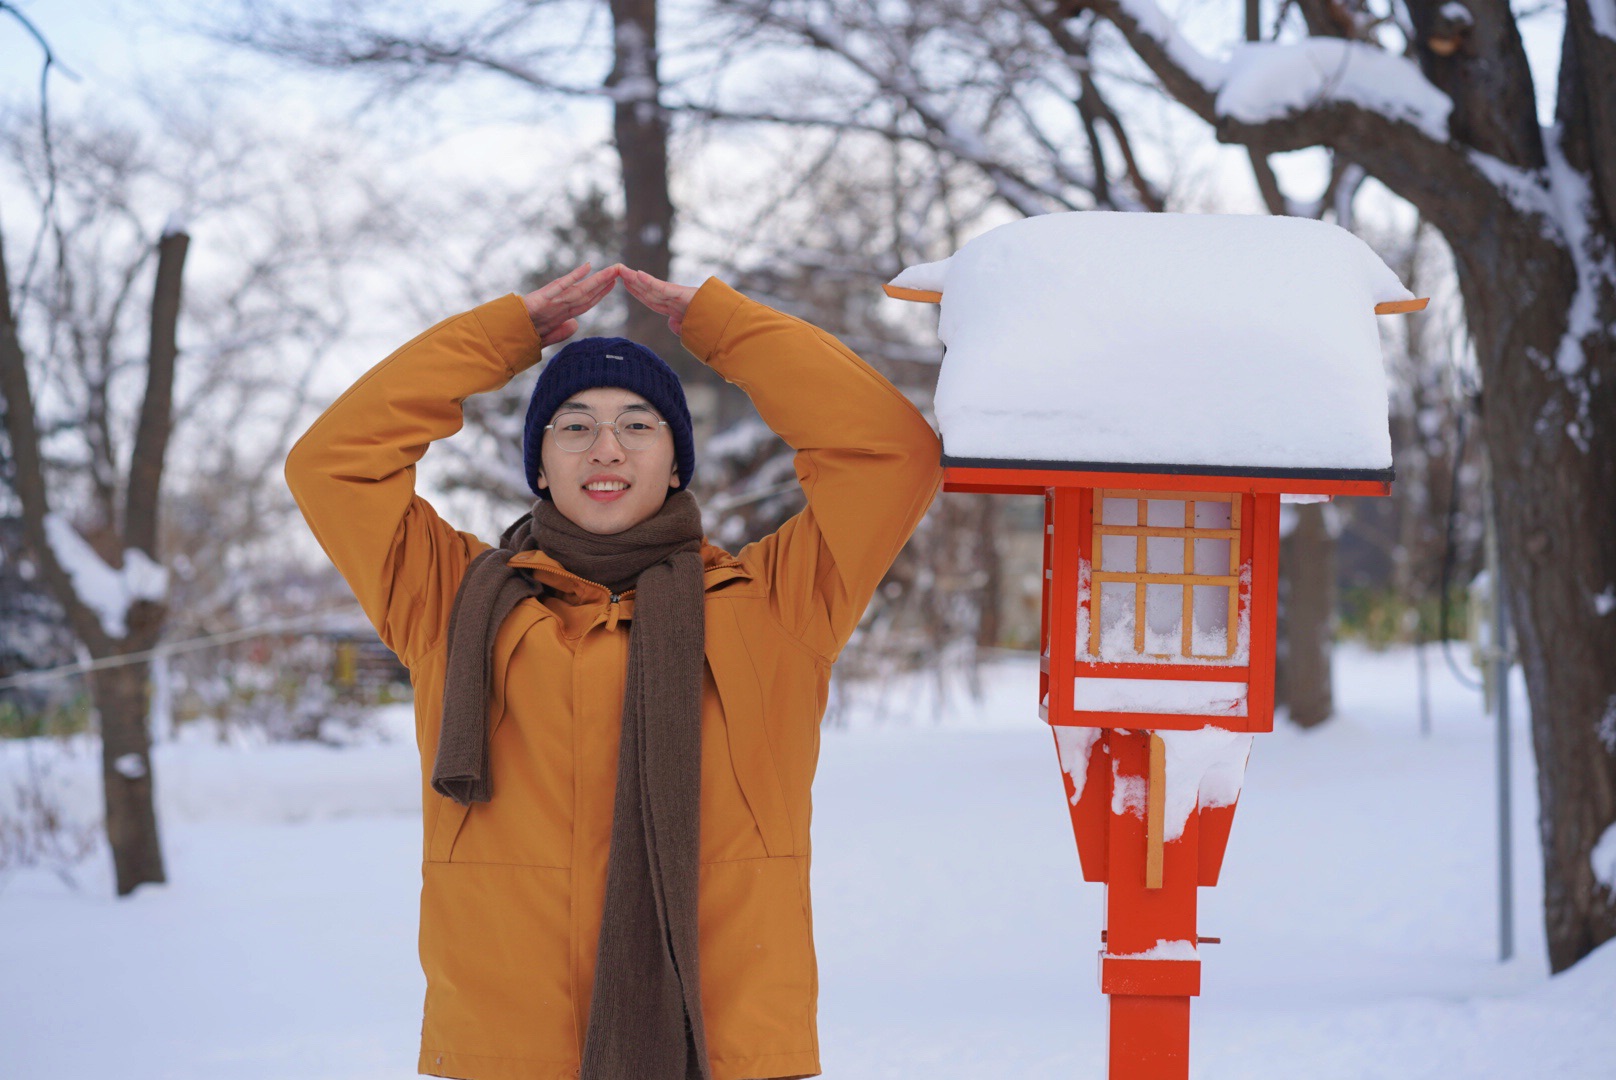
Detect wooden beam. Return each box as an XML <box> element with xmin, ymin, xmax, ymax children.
<box><xmin>1146</xmin><ymin>733</ymin><xmax>1166</xmax><ymax>889</ymax></box>
<box><xmin>882</xmin><ymin>284</ymin><xmax>942</xmax><ymax>303</ymax></box>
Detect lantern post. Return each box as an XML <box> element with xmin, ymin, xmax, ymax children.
<box><xmin>882</xmin><ymin>211</ymin><xmax>1424</xmax><ymax>1080</ymax></box>
<box><xmin>938</xmin><ymin>465</ymin><xmax>1392</xmax><ymax>1078</ymax></box>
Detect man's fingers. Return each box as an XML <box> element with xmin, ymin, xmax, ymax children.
<box><xmin>620</xmin><ymin>273</ymin><xmax>674</xmax><ymax>314</ymax></box>
<box><xmin>550</xmin><ymin>276</ymin><xmax>616</xmax><ymax>317</ymax></box>
<box><xmin>560</xmin><ymin>277</ymin><xmax>618</xmax><ymax>316</ymax></box>
<box><xmin>557</xmin><ymin>267</ymin><xmax>612</xmax><ymax>299</ymax></box>
<box><xmin>544</xmin><ymin>317</ymin><xmax>580</xmax><ymax>346</ymax></box>
<box><xmin>538</xmin><ymin>263</ymin><xmax>591</xmax><ymax>300</ymax></box>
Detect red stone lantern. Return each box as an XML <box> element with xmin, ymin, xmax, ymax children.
<box><xmin>886</xmin><ymin>211</ymin><xmax>1425</xmax><ymax>1079</ymax></box>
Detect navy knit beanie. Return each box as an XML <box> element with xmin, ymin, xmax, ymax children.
<box><xmin>521</xmin><ymin>336</ymin><xmax>695</xmax><ymax>500</ymax></box>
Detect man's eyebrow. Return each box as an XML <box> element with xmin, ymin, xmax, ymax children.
<box><xmin>557</xmin><ymin>398</ymin><xmax>656</xmax><ymax>412</ymax></box>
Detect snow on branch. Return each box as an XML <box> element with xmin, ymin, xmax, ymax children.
<box><xmin>1099</xmin><ymin>0</ymin><xmax>1454</xmax><ymax>146</ymax></box>
<box><xmin>1467</xmin><ymin>128</ymin><xmax>1616</xmax><ymax>383</ymax></box>
<box><xmin>1219</xmin><ymin>40</ymin><xmax>1453</xmax><ymax>143</ymax></box>
<box><xmin>42</xmin><ymin>513</ymin><xmax>169</xmax><ymax>639</ymax></box>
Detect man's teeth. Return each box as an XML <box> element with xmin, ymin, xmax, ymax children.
<box><xmin>585</xmin><ymin>481</ymin><xmax>629</xmax><ymax>491</ymax></box>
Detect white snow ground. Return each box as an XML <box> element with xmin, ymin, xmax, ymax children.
<box><xmin>3</xmin><ymin>645</ymin><xmax>1613</xmax><ymax>1079</ymax></box>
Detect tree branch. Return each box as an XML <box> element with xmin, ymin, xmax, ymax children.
<box><xmin>1247</xmin><ymin>149</ymin><xmax>1288</xmax><ymax>215</ymax></box>
<box><xmin>722</xmin><ymin>0</ymin><xmax>1092</xmax><ymax>215</ymax></box>
<box><xmin>1241</xmin><ymin>0</ymin><xmax>1289</xmax><ymax>218</ymax></box>
<box><xmin>0</xmin><ymin>221</ymin><xmax>113</xmax><ymax>655</ymax></box>
<box><xmin>1077</xmin><ymin>0</ymin><xmax>1513</xmax><ymax>236</ymax></box>
<box><xmin>1214</xmin><ymin>100</ymin><xmax>1504</xmax><ymax>237</ymax></box>
<box><xmin>1559</xmin><ymin>0</ymin><xmax>1616</xmax><ymax>227</ymax></box>
<box><xmin>1021</xmin><ymin>0</ymin><xmax>1163</xmax><ymax>210</ymax></box>
<box><xmin>1403</xmin><ymin>0</ymin><xmax>1544</xmax><ymax>168</ymax></box>
<box><xmin>123</xmin><ymin>229</ymin><xmax>187</xmax><ymax>565</ymax></box>
<box><xmin>206</xmin><ymin>16</ymin><xmax>608</xmax><ymax>101</ymax></box>
<box><xmin>1082</xmin><ymin>0</ymin><xmax>1224</xmax><ymax>122</ymax></box>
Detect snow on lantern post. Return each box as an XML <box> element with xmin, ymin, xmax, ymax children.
<box><xmin>885</xmin><ymin>212</ymin><xmax>1425</xmax><ymax>1080</ymax></box>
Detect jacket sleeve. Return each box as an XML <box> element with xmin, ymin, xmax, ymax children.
<box><xmin>679</xmin><ymin>277</ymin><xmax>945</xmax><ymax>663</ymax></box>
<box><xmin>284</xmin><ymin>294</ymin><xmax>544</xmax><ymax>668</ymax></box>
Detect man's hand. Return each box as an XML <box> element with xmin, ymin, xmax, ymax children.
<box><xmin>521</xmin><ymin>263</ymin><xmax>623</xmax><ymax>346</ymax></box>
<box><xmin>619</xmin><ymin>267</ymin><xmax>697</xmax><ymax>337</ymax></box>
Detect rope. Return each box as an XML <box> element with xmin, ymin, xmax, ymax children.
<box><xmin>0</xmin><ymin>606</ymin><xmax>368</xmax><ymax>690</ymax></box>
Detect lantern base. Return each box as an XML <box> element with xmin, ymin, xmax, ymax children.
<box><xmin>1107</xmin><ymin>994</ymin><xmax>1191</xmax><ymax>1079</ymax></box>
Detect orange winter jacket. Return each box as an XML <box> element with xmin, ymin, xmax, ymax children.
<box><xmin>285</xmin><ymin>277</ymin><xmax>944</xmax><ymax>1080</ymax></box>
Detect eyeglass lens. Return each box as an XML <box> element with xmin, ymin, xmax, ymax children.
<box><xmin>551</xmin><ymin>409</ymin><xmax>663</xmax><ymax>452</ymax></box>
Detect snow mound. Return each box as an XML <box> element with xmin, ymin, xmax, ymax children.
<box><xmin>891</xmin><ymin>211</ymin><xmax>1412</xmax><ymax>474</ymax></box>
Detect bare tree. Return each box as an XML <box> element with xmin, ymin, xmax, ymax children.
<box><xmin>0</xmin><ymin>195</ymin><xmax>185</xmax><ymax>896</ymax></box>
<box><xmin>0</xmin><ymin>92</ymin><xmax>386</xmax><ymax>895</ymax></box>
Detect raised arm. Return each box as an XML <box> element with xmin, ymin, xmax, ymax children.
<box><xmin>285</xmin><ymin>264</ymin><xmax>617</xmax><ymax>666</ymax></box>
<box><xmin>626</xmin><ymin>270</ymin><xmax>944</xmax><ymax>662</ymax></box>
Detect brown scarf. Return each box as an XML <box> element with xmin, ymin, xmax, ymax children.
<box><xmin>432</xmin><ymin>489</ymin><xmax>712</xmax><ymax>1080</ymax></box>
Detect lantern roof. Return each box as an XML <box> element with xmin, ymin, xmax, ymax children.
<box><xmin>888</xmin><ymin>212</ymin><xmax>1417</xmax><ymax>481</ymax></box>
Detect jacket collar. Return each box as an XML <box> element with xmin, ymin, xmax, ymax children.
<box><xmin>505</xmin><ymin>539</ymin><xmax>750</xmax><ymax>603</ymax></box>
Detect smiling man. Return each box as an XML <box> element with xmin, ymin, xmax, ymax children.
<box><xmin>526</xmin><ymin>353</ymin><xmax>689</xmax><ymax>534</ymax></box>
<box><xmin>285</xmin><ymin>262</ymin><xmax>943</xmax><ymax>1080</ymax></box>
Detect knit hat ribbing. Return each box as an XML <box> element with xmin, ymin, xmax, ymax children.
<box><xmin>521</xmin><ymin>336</ymin><xmax>695</xmax><ymax>500</ymax></box>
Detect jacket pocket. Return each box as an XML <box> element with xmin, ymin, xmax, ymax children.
<box><xmin>704</xmin><ymin>602</ymin><xmax>795</xmax><ymax>858</ymax></box>
<box><xmin>697</xmin><ymin>856</ymin><xmax>818</xmax><ymax>1061</ymax></box>
<box><xmin>420</xmin><ymin>862</ymin><xmax>577</xmax><ymax>1064</ymax></box>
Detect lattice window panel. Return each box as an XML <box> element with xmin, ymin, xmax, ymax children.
<box><xmin>1088</xmin><ymin>489</ymin><xmax>1242</xmax><ymax>659</ymax></box>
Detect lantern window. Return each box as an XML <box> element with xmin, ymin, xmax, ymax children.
<box><xmin>1088</xmin><ymin>489</ymin><xmax>1241</xmax><ymax>660</ymax></box>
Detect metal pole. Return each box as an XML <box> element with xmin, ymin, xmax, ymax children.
<box><xmin>1415</xmin><ymin>630</ymin><xmax>1432</xmax><ymax>738</ymax></box>
<box><xmin>1482</xmin><ymin>460</ymin><xmax>1514</xmax><ymax>962</ymax></box>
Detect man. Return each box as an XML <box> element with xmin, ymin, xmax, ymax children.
<box><xmin>285</xmin><ymin>262</ymin><xmax>943</xmax><ymax>1080</ymax></box>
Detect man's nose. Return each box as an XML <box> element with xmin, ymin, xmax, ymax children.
<box><xmin>590</xmin><ymin>425</ymin><xmax>627</xmax><ymax>462</ymax></box>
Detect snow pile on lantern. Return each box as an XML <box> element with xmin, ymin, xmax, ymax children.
<box><xmin>889</xmin><ymin>212</ymin><xmax>1413</xmax><ymax>474</ymax></box>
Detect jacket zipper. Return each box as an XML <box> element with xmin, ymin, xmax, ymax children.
<box><xmin>529</xmin><ymin>565</ymin><xmax>632</xmax><ymax>632</ymax></box>
<box><xmin>518</xmin><ymin>557</ymin><xmax>745</xmax><ymax>632</ymax></box>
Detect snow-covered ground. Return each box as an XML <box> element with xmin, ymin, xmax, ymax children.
<box><xmin>3</xmin><ymin>645</ymin><xmax>1612</xmax><ymax>1079</ymax></box>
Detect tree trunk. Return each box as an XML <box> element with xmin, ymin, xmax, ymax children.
<box><xmin>1280</xmin><ymin>503</ymin><xmax>1336</xmax><ymax>728</ymax></box>
<box><xmin>606</xmin><ymin>0</ymin><xmax>745</xmax><ymax>433</ymax></box>
<box><xmin>90</xmin><ymin>654</ymin><xmax>166</xmax><ymax>894</ymax></box>
<box><xmin>1460</xmin><ymin>246</ymin><xmax>1616</xmax><ymax>972</ymax></box>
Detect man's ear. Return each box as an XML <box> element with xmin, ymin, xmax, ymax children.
<box><xmin>535</xmin><ymin>470</ymin><xmax>549</xmax><ymax>490</ymax></box>
<box><xmin>668</xmin><ymin>464</ymin><xmax>680</xmax><ymax>490</ymax></box>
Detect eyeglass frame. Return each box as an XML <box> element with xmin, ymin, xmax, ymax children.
<box><xmin>542</xmin><ymin>407</ymin><xmax>672</xmax><ymax>453</ymax></box>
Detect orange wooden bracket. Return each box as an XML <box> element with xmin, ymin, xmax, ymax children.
<box><xmin>1374</xmin><ymin>297</ymin><xmax>1430</xmax><ymax>314</ymax></box>
<box><xmin>881</xmin><ymin>284</ymin><xmax>941</xmax><ymax>303</ymax></box>
<box><xmin>1146</xmin><ymin>734</ymin><xmax>1165</xmax><ymax>890</ymax></box>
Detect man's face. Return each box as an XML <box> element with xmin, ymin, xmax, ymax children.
<box><xmin>535</xmin><ymin>386</ymin><xmax>681</xmax><ymax>535</ymax></box>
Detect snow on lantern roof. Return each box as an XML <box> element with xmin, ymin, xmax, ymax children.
<box><xmin>888</xmin><ymin>212</ymin><xmax>1417</xmax><ymax>480</ymax></box>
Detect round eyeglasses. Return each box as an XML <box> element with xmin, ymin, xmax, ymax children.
<box><xmin>544</xmin><ymin>408</ymin><xmax>670</xmax><ymax>453</ymax></box>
